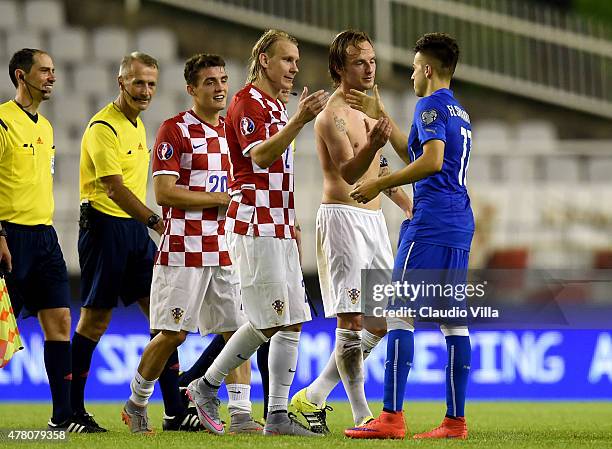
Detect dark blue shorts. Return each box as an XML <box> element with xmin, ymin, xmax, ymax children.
<box><xmin>392</xmin><ymin>239</ymin><xmax>470</xmax><ymax>325</ymax></box>
<box><xmin>2</xmin><ymin>222</ymin><xmax>71</xmax><ymax>318</ymax></box>
<box><xmin>78</xmin><ymin>208</ymin><xmax>156</xmax><ymax>309</ymax></box>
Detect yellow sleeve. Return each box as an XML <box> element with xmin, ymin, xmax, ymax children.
<box><xmin>87</xmin><ymin>122</ymin><xmax>122</xmax><ymax>178</ymax></box>
<box><xmin>0</xmin><ymin>121</ymin><xmax>8</xmax><ymax>160</ymax></box>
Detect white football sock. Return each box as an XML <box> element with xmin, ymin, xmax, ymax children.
<box><xmin>307</xmin><ymin>328</ymin><xmax>382</xmax><ymax>407</ymax></box>
<box><xmin>267</xmin><ymin>330</ymin><xmax>300</xmax><ymax>414</ymax></box>
<box><xmin>335</xmin><ymin>328</ymin><xmax>372</xmax><ymax>425</ymax></box>
<box><xmin>129</xmin><ymin>371</ymin><xmax>156</xmax><ymax>407</ymax></box>
<box><xmin>204</xmin><ymin>322</ymin><xmax>268</xmax><ymax>387</ymax></box>
<box><xmin>226</xmin><ymin>383</ymin><xmax>252</xmax><ymax>416</ymax></box>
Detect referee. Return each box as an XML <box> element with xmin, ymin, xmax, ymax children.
<box><xmin>70</xmin><ymin>52</ymin><xmax>163</xmax><ymax>431</ymax></box>
<box><xmin>0</xmin><ymin>49</ymin><xmax>97</xmax><ymax>432</ymax></box>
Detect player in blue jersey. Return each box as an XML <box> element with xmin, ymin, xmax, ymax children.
<box><xmin>344</xmin><ymin>33</ymin><xmax>474</xmax><ymax>439</ymax></box>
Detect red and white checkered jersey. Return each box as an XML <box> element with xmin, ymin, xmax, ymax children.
<box><xmin>224</xmin><ymin>83</ymin><xmax>295</xmax><ymax>239</ymax></box>
<box><xmin>152</xmin><ymin>110</ymin><xmax>231</xmax><ymax>267</ymax></box>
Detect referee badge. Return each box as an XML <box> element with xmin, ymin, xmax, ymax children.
<box><xmin>346</xmin><ymin>288</ymin><xmax>361</xmax><ymax>305</ymax></box>
<box><xmin>170</xmin><ymin>307</ymin><xmax>184</xmax><ymax>324</ymax></box>
<box><xmin>272</xmin><ymin>299</ymin><xmax>285</xmax><ymax>316</ymax></box>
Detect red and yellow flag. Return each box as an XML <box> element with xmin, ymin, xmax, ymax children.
<box><xmin>0</xmin><ymin>276</ymin><xmax>23</xmax><ymax>368</ymax></box>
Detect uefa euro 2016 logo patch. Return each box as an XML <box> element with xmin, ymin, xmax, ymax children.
<box><xmin>240</xmin><ymin>116</ymin><xmax>255</xmax><ymax>136</ymax></box>
<box><xmin>272</xmin><ymin>299</ymin><xmax>285</xmax><ymax>316</ymax></box>
<box><xmin>170</xmin><ymin>307</ymin><xmax>184</xmax><ymax>324</ymax></box>
<box><xmin>346</xmin><ymin>288</ymin><xmax>361</xmax><ymax>304</ymax></box>
<box><xmin>421</xmin><ymin>109</ymin><xmax>438</xmax><ymax>125</ymax></box>
<box><xmin>157</xmin><ymin>142</ymin><xmax>174</xmax><ymax>160</ymax></box>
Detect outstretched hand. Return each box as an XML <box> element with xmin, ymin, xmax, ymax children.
<box><xmin>365</xmin><ymin>117</ymin><xmax>391</xmax><ymax>152</ymax></box>
<box><xmin>294</xmin><ymin>86</ymin><xmax>329</xmax><ymax>126</ymax></box>
<box><xmin>346</xmin><ymin>85</ymin><xmax>385</xmax><ymax>120</ymax></box>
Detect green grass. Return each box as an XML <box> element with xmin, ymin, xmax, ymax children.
<box><xmin>1</xmin><ymin>401</ymin><xmax>611</xmax><ymax>449</ymax></box>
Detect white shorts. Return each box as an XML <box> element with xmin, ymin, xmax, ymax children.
<box><xmin>225</xmin><ymin>231</ymin><xmax>312</xmax><ymax>329</ymax></box>
<box><xmin>316</xmin><ymin>204</ymin><xmax>393</xmax><ymax>317</ymax></box>
<box><xmin>150</xmin><ymin>264</ymin><xmax>247</xmax><ymax>335</ymax></box>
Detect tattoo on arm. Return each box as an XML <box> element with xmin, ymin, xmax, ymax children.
<box><xmin>379</xmin><ymin>165</ymin><xmax>398</xmax><ymax>197</ymax></box>
<box><xmin>333</xmin><ymin>114</ymin><xmax>347</xmax><ymax>133</ymax></box>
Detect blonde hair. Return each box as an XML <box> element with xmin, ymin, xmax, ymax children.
<box><xmin>246</xmin><ymin>29</ymin><xmax>298</xmax><ymax>84</ymax></box>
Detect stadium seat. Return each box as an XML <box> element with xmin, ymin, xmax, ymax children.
<box><xmin>141</xmin><ymin>94</ymin><xmax>177</xmax><ymax>135</ymax></box>
<box><xmin>587</xmin><ymin>157</ymin><xmax>612</xmax><ymax>183</ymax></box>
<box><xmin>224</xmin><ymin>57</ymin><xmax>246</xmax><ymax>94</ymax></box>
<box><xmin>49</xmin><ymin>94</ymin><xmax>92</xmax><ymax>135</ymax></box>
<box><xmin>472</xmin><ymin>120</ymin><xmax>511</xmax><ymax>154</ymax></box>
<box><xmin>4</xmin><ymin>29</ymin><xmax>43</xmax><ymax>56</ymax></box>
<box><xmin>48</xmin><ymin>27</ymin><xmax>88</xmax><ymax>64</ymax></box>
<box><xmin>544</xmin><ymin>157</ymin><xmax>580</xmax><ymax>183</ymax></box>
<box><xmin>0</xmin><ymin>0</ymin><xmax>19</xmax><ymax>29</ymax></box>
<box><xmin>23</xmin><ymin>0</ymin><xmax>65</xmax><ymax>30</ymax></box>
<box><xmin>158</xmin><ymin>61</ymin><xmax>186</xmax><ymax>96</ymax></box>
<box><xmin>92</xmin><ymin>27</ymin><xmax>130</xmax><ymax>63</ymax></box>
<box><xmin>465</xmin><ymin>155</ymin><xmax>491</xmax><ymax>182</ymax></box>
<box><xmin>134</xmin><ymin>27</ymin><xmax>177</xmax><ymax>62</ymax></box>
<box><xmin>516</xmin><ymin>120</ymin><xmax>557</xmax><ymax>153</ymax></box>
<box><xmin>73</xmin><ymin>63</ymin><xmax>113</xmax><ymax>94</ymax></box>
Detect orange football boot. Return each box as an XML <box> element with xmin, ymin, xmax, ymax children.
<box><xmin>344</xmin><ymin>411</ymin><xmax>406</xmax><ymax>439</ymax></box>
<box><xmin>413</xmin><ymin>416</ymin><xmax>468</xmax><ymax>439</ymax></box>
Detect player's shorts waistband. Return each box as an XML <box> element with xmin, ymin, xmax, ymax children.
<box><xmin>319</xmin><ymin>203</ymin><xmax>382</xmax><ymax>216</ymax></box>
<box><xmin>1</xmin><ymin>221</ymin><xmax>53</xmax><ymax>232</ymax></box>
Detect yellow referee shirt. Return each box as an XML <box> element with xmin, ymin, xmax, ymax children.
<box><xmin>0</xmin><ymin>100</ymin><xmax>55</xmax><ymax>226</ymax></box>
<box><xmin>79</xmin><ymin>103</ymin><xmax>149</xmax><ymax>218</ymax></box>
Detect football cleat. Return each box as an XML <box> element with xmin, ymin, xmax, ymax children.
<box><xmin>413</xmin><ymin>416</ymin><xmax>468</xmax><ymax>439</ymax></box>
<box><xmin>121</xmin><ymin>400</ymin><xmax>154</xmax><ymax>434</ymax></box>
<box><xmin>263</xmin><ymin>411</ymin><xmax>323</xmax><ymax>437</ymax></box>
<box><xmin>344</xmin><ymin>411</ymin><xmax>406</xmax><ymax>439</ymax></box>
<box><xmin>228</xmin><ymin>413</ymin><xmax>264</xmax><ymax>434</ymax></box>
<box><xmin>290</xmin><ymin>388</ymin><xmax>333</xmax><ymax>434</ymax></box>
<box><xmin>48</xmin><ymin>415</ymin><xmax>101</xmax><ymax>433</ymax></box>
<box><xmin>186</xmin><ymin>379</ymin><xmax>224</xmax><ymax>435</ymax></box>
<box><xmin>162</xmin><ymin>407</ymin><xmax>205</xmax><ymax>431</ymax></box>
<box><xmin>72</xmin><ymin>411</ymin><xmax>107</xmax><ymax>432</ymax></box>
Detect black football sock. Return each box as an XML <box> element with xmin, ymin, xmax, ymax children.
<box><xmin>70</xmin><ymin>332</ymin><xmax>98</xmax><ymax>415</ymax></box>
<box><xmin>45</xmin><ymin>340</ymin><xmax>72</xmax><ymax>423</ymax></box>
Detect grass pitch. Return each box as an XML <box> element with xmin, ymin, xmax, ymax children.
<box><xmin>0</xmin><ymin>401</ymin><xmax>610</xmax><ymax>449</ymax></box>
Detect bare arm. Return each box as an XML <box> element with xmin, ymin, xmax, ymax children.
<box><xmin>318</xmin><ymin>110</ymin><xmax>391</xmax><ymax>185</ymax></box>
<box><xmin>100</xmin><ymin>174</ymin><xmax>165</xmax><ymax>235</ymax></box>
<box><xmin>379</xmin><ymin>163</ymin><xmax>413</xmax><ymax>218</ymax></box>
<box><xmin>153</xmin><ymin>174</ymin><xmax>230</xmax><ymax>211</ymax></box>
<box><xmin>346</xmin><ymin>85</ymin><xmax>410</xmax><ymax>165</ymax></box>
<box><xmin>250</xmin><ymin>87</ymin><xmax>328</xmax><ymax>168</ymax></box>
<box><xmin>350</xmin><ymin>140</ymin><xmax>444</xmax><ymax>204</ymax></box>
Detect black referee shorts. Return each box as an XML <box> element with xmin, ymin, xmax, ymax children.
<box><xmin>78</xmin><ymin>207</ymin><xmax>156</xmax><ymax>309</ymax></box>
<box><xmin>2</xmin><ymin>222</ymin><xmax>71</xmax><ymax>318</ymax></box>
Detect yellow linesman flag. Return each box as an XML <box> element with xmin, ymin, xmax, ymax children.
<box><xmin>0</xmin><ymin>276</ymin><xmax>23</xmax><ymax>368</ymax></box>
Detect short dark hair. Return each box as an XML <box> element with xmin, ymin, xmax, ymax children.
<box><xmin>184</xmin><ymin>53</ymin><xmax>226</xmax><ymax>86</ymax></box>
<box><xmin>9</xmin><ymin>48</ymin><xmax>46</xmax><ymax>87</ymax></box>
<box><xmin>414</xmin><ymin>33</ymin><xmax>459</xmax><ymax>77</ymax></box>
<box><xmin>329</xmin><ymin>30</ymin><xmax>373</xmax><ymax>87</ymax></box>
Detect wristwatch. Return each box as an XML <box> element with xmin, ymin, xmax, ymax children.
<box><xmin>0</xmin><ymin>228</ymin><xmax>7</xmax><ymax>238</ymax></box>
<box><xmin>146</xmin><ymin>214</ymin><xmax>161</xmax><ymax>229</ymax></box>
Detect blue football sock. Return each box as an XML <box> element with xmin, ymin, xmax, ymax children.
<box><xmin>382</xmin><ymin>330</ymin><xmax>414</xmax><ymax>412</ymax></box>
<box><xmin>445</xmin><ymin>336</ymin><xmax>471</xmax><ymax>417</ymax></box>
<box><xmin>158</xmin><ymin>348</ymin><xmax>185</xmax><ymax>417</ymax></box>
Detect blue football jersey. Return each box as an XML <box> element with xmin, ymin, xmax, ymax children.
<box><xmin>403</xmin><ymin>88</ymin><xmax>475</xmax><ymax>251</ymax></box>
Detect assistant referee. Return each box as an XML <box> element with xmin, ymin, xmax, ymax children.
<box><xmin>0</xmin><ymin>48</ymin><xmax>97</xmax><ymax>433</ymax></box>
